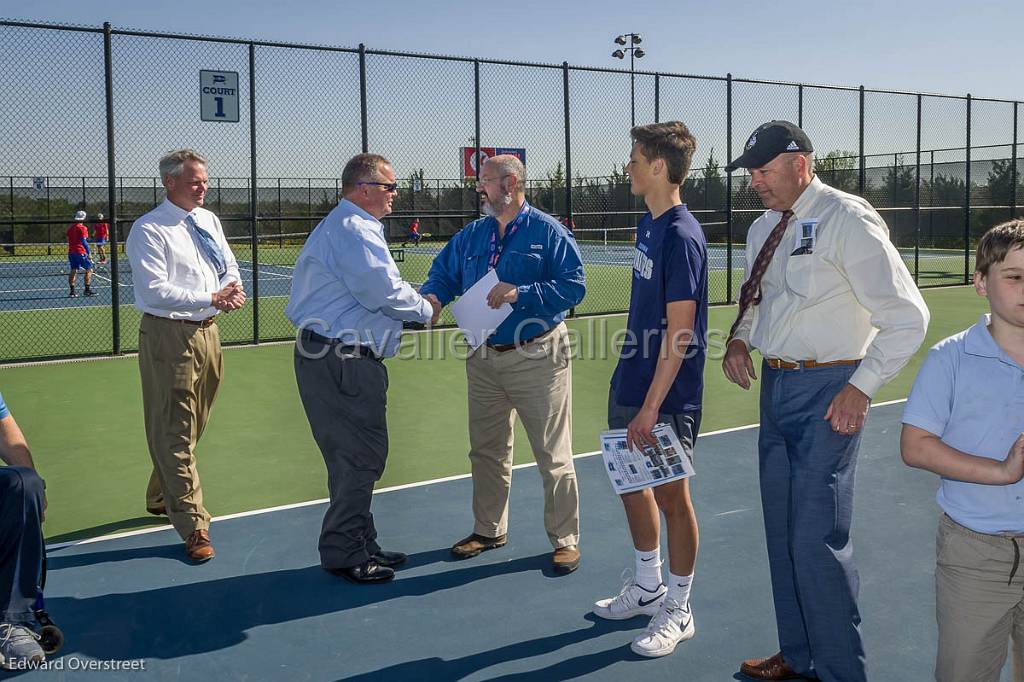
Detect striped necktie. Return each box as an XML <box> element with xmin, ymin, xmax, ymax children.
<box><xmin>728</xmin><ymin>210</ymin><xmax>793</xmax><ymax>341</ymax></box>
<box><xmin>185</xmin><ymin>213</ymin><xmax>226</xmax><ymax>278</ymax></box>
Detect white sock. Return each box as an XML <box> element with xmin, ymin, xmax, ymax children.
<box><xmin>634</xmin><ymin>548</ymin><xmax>663</xmax><ymax>590</ymax></box>
<box><xmin>666</xmin><ymin>572</ymin><xmax>693</xmax><ymax>609</ymax></box>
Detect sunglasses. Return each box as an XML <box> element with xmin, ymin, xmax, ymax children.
<box><xmin>359</xmin><ymin>181</ymin><xmax>399</xmax><ymax>192</ymax></box>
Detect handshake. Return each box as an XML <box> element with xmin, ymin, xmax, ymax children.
<box><xmin>211</xmin><ymin>281</ymin><xmax>247</xmax><ymax>312</ymax></box>
<box><xmin>424</xmin><ymin>293</ymin><xmax>442</xmax><ymax>325</ymax></box>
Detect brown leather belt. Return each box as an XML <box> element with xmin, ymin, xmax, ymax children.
<box><xmin>766</xmin><ymin>358</ymin><xmax>859</xmax><ymax>370</ymax></box>
<box><xmin>486</xmin><ymin>326</ymin><xmax>555</xmax><ymax>353</ymax></box>
<box><xmin>144</xmin><ymin>312</ymin><xmax>217</xmax><ymax>329</ymax></box>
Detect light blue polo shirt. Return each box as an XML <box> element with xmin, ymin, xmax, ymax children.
<box><xmin>0</xmin><ymin>392</ymin><xmax>8</xmax><ymax>420</ymax></box>
<box><xmin>902</xmin><ymin>314</ymin><xmax>1024</xmax><ymax>534</ymax></box>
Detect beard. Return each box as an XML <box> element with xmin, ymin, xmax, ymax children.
<box><xmin>481</xmin><ymin>192</ymin><xmax>513</xmax><ymax>217</ymax></box>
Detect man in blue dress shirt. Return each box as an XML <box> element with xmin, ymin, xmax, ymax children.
<box><xmin>420</xmin><ymin>154</ymin><xmax>586</xmax><ymax>574</ymax></box>
<box><xmin>286</xmin><ymin>153</ymin><xmax>439</xmax><ymax>584</ymax></box>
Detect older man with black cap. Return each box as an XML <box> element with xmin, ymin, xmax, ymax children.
<box><xmin>721</xmin><ymin>121</ymin><xmax>929</xmax><ymax>681</ymax></box>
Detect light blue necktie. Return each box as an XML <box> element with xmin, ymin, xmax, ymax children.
<box><xmin>185</xmin><ymin>213</ymin><xmax>226</xmax><ymax>278</ymax></box>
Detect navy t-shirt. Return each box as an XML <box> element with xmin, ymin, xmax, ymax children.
<box><xmin>610</xmin><ymin>204</ymin><xmax>708</xmax><ymax>413</ymax></box>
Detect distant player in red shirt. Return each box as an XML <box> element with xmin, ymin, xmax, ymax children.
<box><xmin>92</xmin><ymin>213</ymin><xmax>110</xmax><ymax>265</ymax></box>
<box><xmin>404</xmin><ymin>218</ymin><xmax>422</xmax><ymax>247</ymax></box>
<box><xmin>66</xmin><ymin>210</ymin><xmax>96</xmax><ymax>297</ymax></box>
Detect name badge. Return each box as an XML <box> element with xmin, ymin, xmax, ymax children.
<box><xmin>792</xmin><ymin>218</ymin><xmax>819</xmax><ymax>255</ymax></box>
<box><xmin>530</xmin><ymin>243</ymin><xmax>543</xmax><ymax>250</ymax></box>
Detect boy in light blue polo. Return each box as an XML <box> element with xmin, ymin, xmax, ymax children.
<box><xmin>901</xmin><ymin>219</ymin><xmax>1024</xmax><ymax>682</ymax></box>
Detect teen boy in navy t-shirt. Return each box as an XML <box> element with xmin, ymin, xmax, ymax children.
<box><xmin>592</xmin><ymin>122</ymin><xmax>709</xmax><ymax>659</ymax></box>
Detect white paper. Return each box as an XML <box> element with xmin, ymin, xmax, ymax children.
<box><xmin>450</xmin><ymin>269</ymin><xmax>513</xmax><ymax>350</ymax></box>
<box><xmin>600</xmin><ymin>423</ymin><xmax>696</xmax><ymax>495</ymax></box>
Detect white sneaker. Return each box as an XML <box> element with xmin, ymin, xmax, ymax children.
<box><xmin>630</xmin><ymin>598</ymin><xmax>695</xmax><ymax>658</ymax></box>
<box><xmin>593</xmin><ymin>570</ymin><xmax>666</xmax><ymax>620</ymax></box>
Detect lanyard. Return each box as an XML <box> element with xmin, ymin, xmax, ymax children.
<box><xmin>487</xmin><ymin>201</ymin><xmax>530</xmax><ymax>271</ymax></box>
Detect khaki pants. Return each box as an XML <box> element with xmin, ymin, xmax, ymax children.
<box><xmin>936</xmin><ymin>513</ymin><xmax>1024</xmax><ymax>682</ymax></box>
<box><xmin>465</xmin><ymin>323</ymin><xmax>578</xmax><ymax>548</ymax></box>
<box><xmin>138</xmin><ymin>314</ymin><xmax>222</xmax><ymax>540</ymax></box>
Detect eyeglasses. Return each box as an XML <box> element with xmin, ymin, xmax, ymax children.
<box><xmin>358</xmin><ymin>181</ymin><xmax>399</xmax><ymax>192</ymax></box>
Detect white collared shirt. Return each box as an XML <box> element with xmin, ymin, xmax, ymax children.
<box><xmin>284</xmin><ymin>199</ymin><xmax>432</xmax><ymax>359</ymax></box>
<box><xmin>732</xmin><ymin>176</ymin><xmax>930</xmax><ymax>397</ymax></box>
<box><xmin>125</xmin><ymin>198</ymin><xmax>241</xmax><ymax>320</ymax></box>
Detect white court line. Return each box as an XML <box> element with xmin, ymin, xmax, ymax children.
<box><xmin>46</xmin><ymin>399</ymin><xmax>908</xmax><ymax>551</ymax></box>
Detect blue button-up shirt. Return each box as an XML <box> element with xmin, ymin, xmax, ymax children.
<box><xmin>285</xmin><ymin>199</ymin><xmax>432</xmax><ymax>359</ymax></box>
<box><xmin>420</xmin><ymin>202</ymin><xmax>585</xmax><ymax>345</ymax></box>
<box><xmin>902</xmin><ymin>314</ymin><xmax>1024</xmax><ymax>534</ymax></box>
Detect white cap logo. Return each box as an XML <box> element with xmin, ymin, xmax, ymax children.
<box><xmin>745</xmin><ymin>133</ymin><xmax>757</xmax><ymax>150</ymax></box>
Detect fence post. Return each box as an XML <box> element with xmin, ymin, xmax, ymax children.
<box><xmin>359</xmin><ymin>44</ymin><xmax>368</xmax><ymax>153</ymax></box>
<box><xmin>964</xmin><ymin>94</ymin><xmax>971</xmax><ymax>284</ymax></box>
<box><xmin>654</xmin><ymin>73</ymin><xmax>660</xmax><ymax>123</ymax></box>
<box><xmin>563</xmin><ymin>61</ymin><xmax>574</xmax><ymax>317</ymax></box>
<box><xmin>1012</xmin><ymin>101</ymin><xmax>1018</xmax><ymax>218</ymax></box>
<box><xmin>474</xmin><ymin>59</ymin><xmax>481</xmax><ymax>217</ymax></box>
<box><xmin>103</xmin><ymin>22</ymin><xmax>121</xmax><ymax>355</ymax></box>
<box><xmin>45</xmin><ymin>177</ymin><xmax>51</xmax><ymax>255</ymax></box>
<box><xmin>858</xmin><ymin>85</ymin><xmax>865</xmax><ymax>196</ymax></box>
<box><xmin>914</xmin><ymin>93</ymin><xmax>921</xmax><ymax>285</ymax></box>
<box><xmin>249</xmin><ymin>42</ymin><xmax>260</xmax><ymax>345</ymax></box>
<box><xmin>726</xmin><ymin>73</ymin><xmax>734</xmax><ymax>304</ymax></box>
<box><xmin>797</xmin><ymin>84</ymin><xmax>803</xmax><ymax>128</ymax></box>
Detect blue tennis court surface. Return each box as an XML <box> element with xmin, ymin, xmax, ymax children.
<box><xmin>29</xmin><ymin>402</ymin><xmax>1012</xmax><ymax>680</ymax></box>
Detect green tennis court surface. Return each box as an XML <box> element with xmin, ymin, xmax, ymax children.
<box><xmin>0</xmin><ymin>285</ymin><xmax>985</xmax><ymax>543</ymax></box>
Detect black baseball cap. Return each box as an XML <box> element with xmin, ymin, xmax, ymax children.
<box><xmin>726</xmin><ymin>120</ymin><xmax>813</xmax><ymax>172</ymax></box>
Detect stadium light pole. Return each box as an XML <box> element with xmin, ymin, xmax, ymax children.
<box><xmin>612</xmin><ymin>34</ymin><xmax>645</xmax><ymax>127</ymax></box>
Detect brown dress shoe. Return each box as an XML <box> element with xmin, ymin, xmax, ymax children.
<box><xmin>185</xmin><ymin>529</ymin><xmax>215</xmax><ymax>562</ymax></box>
<box><xmin>740</xmin><ymin>651</ymin><xmax>804</xmax><ymax>680</ymax></box>
<box><xmin>451</xmin><ymin>533</ymin><xmax>507</xmax><ymax>558</ymax></box>
<box><xmin>552</xmin><ymin>545</ymin><xmax>580</xmax><ymax>574</ymax></box>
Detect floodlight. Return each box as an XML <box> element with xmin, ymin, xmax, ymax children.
<box><xmin>631</xmin><ymin>34</ymin><xmax>643</xmax><ymax>44</ymax></box>
<box><xmin>614</xmin><ymin>35</ymin><xmax>627</xmax><ymax>45</ymax></box>
<box><xmin>634</xmin><ymin>48</ymin><xmax>645</xmax><ymax>58</ymax></box>
<box><xmin>612</xmin><ymin>49</ymin><xmax>625</xmax><ymax>59</ymax></box>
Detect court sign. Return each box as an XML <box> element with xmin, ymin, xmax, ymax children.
<box><xmin>461</xmin><ymin>147</ymin><xmax>526</xmax><ymax>179</ymax></box>
<box><xmin>200</xmin><ymin>70</ymin><xmax>239</xmax><ymax>122</ymax></box>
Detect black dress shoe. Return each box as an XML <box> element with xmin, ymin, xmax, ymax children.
<box><xmin>371</xmin><ymin>549</ymin><xmax>407</xmax><ymax>568</ymax></box>
<box><xmin>328</xmin><ymin>560</ymin><xmax>395</xmax><ymax>584</ymax></box>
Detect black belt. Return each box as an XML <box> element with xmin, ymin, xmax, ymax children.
<box><xmin>299</xmin><ymin>329</ymin><xmax>380</xmax><ymax>361</ymax></box>
<box><xmin>486</xmin><ymin>326</ymin><xmax>555</xmax><ymax>353</ymax></box>
<box><xmin>144</xmin><ymin>312</ymin><xmax>216</xmax><ymax>328</ymax></box>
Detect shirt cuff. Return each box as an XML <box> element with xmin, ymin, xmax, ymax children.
<box><xmin>513</xmin><ymin>284</ymin><xmax>534</xmax><ymax>311</ymax></box>
<box><xmin>849</xmin><ymin>365</ymin><xmax>883</xmax><ymax>399</ymax></box>
<box><xmin>200</xmin><ymin>293</ymin><xmax>215</xmax><ymax>308</ymax></box>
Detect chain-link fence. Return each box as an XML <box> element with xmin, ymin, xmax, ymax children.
<box><xmin>2</xmin><ymin>19</ymin><xmax>1021</xmax><ymax>362</ymax></box>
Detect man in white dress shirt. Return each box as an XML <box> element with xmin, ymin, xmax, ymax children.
<box><xmin>721</xmin><ymin>122</ymin><xmax>929</xmax><ymax>682</ymax></box>
<box><xmin>126</xmin><ymin>149</ymin><xmax>246</xmax><ymax>563</ymax></box>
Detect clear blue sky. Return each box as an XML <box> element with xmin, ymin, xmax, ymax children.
<box><xmin>4</xmin><ymin>0</ymin><xmax>1021</xmax><ymax>99</ymax></box>
<box><xmin>1</xmin><ymin>0</ymin><xmax>1020</xmax><ymax>183</ymax></box>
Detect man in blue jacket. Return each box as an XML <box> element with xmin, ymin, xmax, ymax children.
<box><xmin>421</xmin><ymin>154</ymin><xmax>586</xmax><ymax>574</ymax></box>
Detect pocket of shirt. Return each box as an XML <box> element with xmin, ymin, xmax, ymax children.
<box><xmin>784</xmin><ymin>253</ymin><xmax>815</xmax><ymax>298</ymax></box>
<box><xmin>501</xmin><ymin>251</ymin><xmax>545</xmax><ymax>283</ymax></box>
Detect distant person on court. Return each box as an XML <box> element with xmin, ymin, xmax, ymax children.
<box><xmin>901</xmin><ymin>220</ymin><xmax>1024</xmax><ymax>682</ymax></box>
<box><xmin>92</xmin><ymin>213</ymin><xmax>110</xmax><ymax>265</ymax></box>
<box><xmin>420</xmin><ymin>154</ymin><xmax>586</xmax><ymax>575</ymax></box>
<box><xmin>591</xmin><ymin>122</ymin><xmax>708</xmax><ymax>659</ymax></box>
<box><xmin>126</xmin><ymin>149</ymin><xmax>245</xmax><ymax>563</ymax></box>
<box><xmin>0</xmin><ymin>392</ymin><xmax>48</xmax><ymax>670</ymax></box>
<box><xmin>286</xmin><ymin>153</ymin><xmax>439</xmax><ymax>584</ymax></box>
<box><xmin>66</xmin><ymin>210</ymin><xmax>96</xmax><ymax>297</ymax></box>
<box><xmin>721</xmin><ymin>121</ymin><xmax>929</xmax><ymax>681</ymax></box>
<box><xmin>406</xmin><ymin>218</ymin><xmax>422</xmax><ymax>246</ymax></box>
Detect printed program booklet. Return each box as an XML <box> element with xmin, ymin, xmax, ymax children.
<box><xmin>600</xmin><ymin>423</ymin><xmax>696</xmax><ymax>495</ymax></box>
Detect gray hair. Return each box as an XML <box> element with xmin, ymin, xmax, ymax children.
<box><xmin>341</xmin><ymin>153</ymin><xmax>391</xmax><ymax>194</ymax></box>
<box><xmin>159</xmin><ymin>149</ymin><xmax>208</xmax><ymax>181</ymax></box>
<box><xmin>484</xmin><ymin>155</ymin><xmax>526</xmax><ymax>194</ymax></box>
